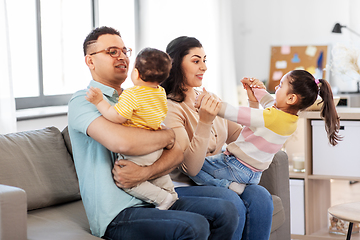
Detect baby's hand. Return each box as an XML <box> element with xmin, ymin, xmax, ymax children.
<box><xmin>85</xmin><ymin>87</ymin><xmax>104</xmax><ymax>105</ymax></box>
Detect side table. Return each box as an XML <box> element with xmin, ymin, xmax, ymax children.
<box><xmin>328</xmin><ymin>202</ymin><xmax>360</xmax><ymax>240</ymax></box>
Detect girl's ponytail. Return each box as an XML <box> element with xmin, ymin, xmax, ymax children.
<box><xmin>317</xmin><ymin>79</ymin><xmax>342</xmax><ymax>146</ymax></box>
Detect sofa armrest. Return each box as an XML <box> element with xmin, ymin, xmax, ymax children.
<box><xmin>259</xmin><ymin>150</ymin><xmax>290</xmax><ymax>239</ymax></box>
<box><xmin>260</xmin><ymin>151</ymin><xmax>289</xmax><ymax>197</ymax></box>
<box><xmin>0</xmin><ymin>184</ymin><xmax>27</xmax><ymax>240</ymax></box>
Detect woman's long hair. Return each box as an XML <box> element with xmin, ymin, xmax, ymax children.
<box><xmin>160</xmin><ymin>36</ymin><xmax>203</xmax><ymax>102</ymax></box>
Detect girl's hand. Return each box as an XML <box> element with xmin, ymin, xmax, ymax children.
<box><xmin>85</xmin><ymin>87</ymin><xmax>104</xmax><ymax>105</ymax></box>
<box><xmin>249</xmin><ymin>78</ymin><xmax>266</xmax><ymax>89</ymax></box>
<box><xmin>241</xmin><ymin>77</ymin><xmax>266</xmax><ymax>102</ymax></box>
<box><xmin>241</xmin><ymin>77</ymin><xmax>266</xmax><ymax>89</ymax></box>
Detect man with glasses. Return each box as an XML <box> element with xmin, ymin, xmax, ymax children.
<box><xmin>68</xmin><ymin>26</ymin><xmax>238</xmax><ymax>240</ymax></box>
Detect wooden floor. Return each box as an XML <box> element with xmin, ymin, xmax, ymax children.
<box><xmin>331</xmin><ymin>180</ymin><xmax>360</xmax><ymax>206</ymax></box>
<box><xmin>290</xmin><ymin>180</ymin><xmax>360</xmax><ymax>239</ymax></box>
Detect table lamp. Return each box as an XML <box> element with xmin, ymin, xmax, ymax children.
<box><xmin>332</xmin><ymin>23</ymin><xmax>360</xmax><ymax>37</ymax></box>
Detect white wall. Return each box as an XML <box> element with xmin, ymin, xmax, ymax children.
<box><xmin>231</xmin><ymin>0</ymin><xmax>359</xmax><ymax>87</ymax></box>
<box><xmin>230</xmin><ymin>0</ymin><xmax>360</xmax><ymax>160</ymax></box>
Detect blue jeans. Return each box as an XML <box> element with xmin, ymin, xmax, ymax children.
<box><xmin>190</xmin><ymin>153</ymin><xmax>262</xmax><ymax>188</ymax></box>
<box><xmin>103</xmin><ymin>193</ymin><xmax>238</xmax><ymax>240</ymax></box>
<box><xmin>176</xmin><ymin>185</ymin><xmax>273</xmax><ymax>240</ymax></box>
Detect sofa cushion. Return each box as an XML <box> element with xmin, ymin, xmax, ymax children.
<box><xmin>28</xmin><ymin>200</ymin><xmax>99</xmax><ymax>240</ymax></box>
<box><xmin>62</xmin><ymin>126</ymin><xmax>73</xmax><ymax>157</ymax></box>
<box><xmin>0</xmin><ymin>127</ymin><xmax>80</xmax><ymax>210</ymax></box>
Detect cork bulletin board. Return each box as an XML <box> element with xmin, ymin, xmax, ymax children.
<box><xmin>268</xmin><ymin>45</ymin><xmax>328</xmax><ymax>92</ymax></box>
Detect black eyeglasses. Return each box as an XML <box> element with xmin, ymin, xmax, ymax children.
<box><xmin>89</xmin><ymin>47</ymin><xmax>132</xmax><ymax>58</ymax></box>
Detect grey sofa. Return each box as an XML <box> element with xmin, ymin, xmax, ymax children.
<box><xmin>0</xmin><ymin>126</ymin><xmax>290</xmax><ymax>240</ymax></box>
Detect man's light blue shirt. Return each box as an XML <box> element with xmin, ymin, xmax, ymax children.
<box><xmin>68</xmin><ymin>80</ymin><xmax>145</xmax><ymax>237</ymax></box>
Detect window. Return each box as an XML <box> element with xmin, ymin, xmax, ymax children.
<box><xmin>7</xmin><ymin>0</ymin><xmax>39</xmax><ymax>99</ymax></box>
<box><xmin>8</xmin><ymin>0</ymin><xmax>92</xmax><ymax>109</ymax></box>
<box><xmin>40</xmin><ymin>0</ymin><xmax>92</xmax><ymax>96</ymax></box>
<box><xmin>8</xmin><ymin>0</ymin><xmax>230</xmax><ymax>110</ymax></box>
<box><xmin>8</xmin><ymin>0</ymin><xmax>137</xmax><ymax>110</ymax></box>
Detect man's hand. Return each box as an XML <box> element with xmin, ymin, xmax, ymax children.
<box><xmin>112</xmin><ymin>141</ymin><xmax>183</xmax><ymax>189</ymax></box>
<box><xmin>162</xmin><ymin>127</ymin><xmax>176</xmax><ymax>150</ymax></box>
<box><xmin>85</xmin><ymin>87</ymin><xmax>104</xmax><ymax>105</ymax></box>
<box><xmin>112</xmin><ymin>160</ymin><xmax>150</xmax><ymax>189</ymax></box>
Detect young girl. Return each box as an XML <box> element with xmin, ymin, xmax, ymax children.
<box><xmin>192</xmin><ymin>69</ymin><xmax>341</xmax><ymax>194</ymax></box>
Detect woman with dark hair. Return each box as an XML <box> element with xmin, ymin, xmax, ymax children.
<box><xmin>161</xmin><ymin>36</ymin><xmax>273</xmax><ymax>240</ymax></box>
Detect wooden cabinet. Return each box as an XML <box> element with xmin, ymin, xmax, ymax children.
<box><xmin>288</xmin><ymin>108</ymin><xmax>360</xmax><ymax>240</ymax></box>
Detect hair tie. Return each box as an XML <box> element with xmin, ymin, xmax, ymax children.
<box><xmin>314</xmin><ymin>79</ymin><xmax>321</xmax><ymax>95</ymax></box>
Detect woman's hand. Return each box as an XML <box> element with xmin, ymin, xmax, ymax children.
<box><xmin>196</xmin><ymin>89</ymin><xmax>222</xmax><ymax>125</ymax></box>
<box><xmin>194</xmin><ymin>91</ymin><xmax>206</xmax><ymax>109</ymax></box>
<box><xmin>194</xmin><ymin>88</ymin><xmax>221</xmax><ymax>109</ymax></box>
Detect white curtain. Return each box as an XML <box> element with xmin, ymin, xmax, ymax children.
<box><xmin>216</xmin><ymin>1</ymin><xmax>239</xmax><ymax>106</ymax></box>
<box><xmin>0</xmin><ymin>0</ymin><xmax>17</xmax><ymax>134</ymax></box>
